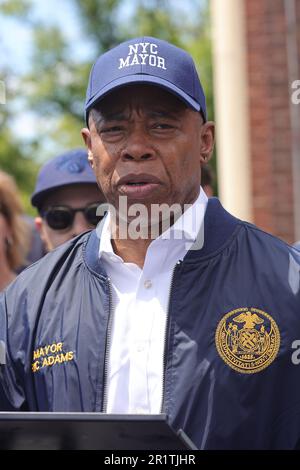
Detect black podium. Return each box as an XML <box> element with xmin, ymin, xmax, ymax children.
<box><xmin>0</xmin><ymin>412</ymin><xmax>197</xmax><ymax>450</ymax></box>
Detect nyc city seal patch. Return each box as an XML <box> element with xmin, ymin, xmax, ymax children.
<box><xmin>215</xmin><ymin>308</ymin><xmax>280</xmax><ymax>374</ymax></box>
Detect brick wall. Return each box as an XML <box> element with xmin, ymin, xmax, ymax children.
<box><xmin>245</xmin><ymin>0</ymin><xmax>297</xmax><ymax>243</ymax></box>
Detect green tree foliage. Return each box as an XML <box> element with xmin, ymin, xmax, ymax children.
<box><xmin>0</xmin><ymin>0</ymin><xmax>31</xmax><ymax>16</ymax></box>
<box><xmin>126</xmin><ymin>0</ymin><xmax>185</xmax><ymax>46</ymax></box>
<box><xmin>0</xmin><ymin>63</ymin><xmax>39</xmax><ymax>213</ymax></box>
<box><xmin>0</xmin><ymin>0</ymin><xmax>216</xmax><ymax>211</ymax></box>
<box><xmin>0</xmin><ymin>129</ymin><xmax>39</xmax><ymax>213</ymax></box>
<box><xmin>74</xmin><ymin>0</ymin><xmax>126</xmax><ymax>50</ymax></box>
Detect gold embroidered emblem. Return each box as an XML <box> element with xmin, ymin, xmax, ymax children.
<box><xmin>215</xmin><ymin>308</ymin><xmax>280</xmax><ymax>374</ymax></box>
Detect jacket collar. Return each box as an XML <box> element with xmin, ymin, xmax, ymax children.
<box><xmin>83</xmin><ymin>197</ymin><xmax>242</xmax><ymax>274</ymax></box>
<box><xmin>184</xmin><ymin>197</ymin><xmax>242</xmax><ymax>262</ymax></box>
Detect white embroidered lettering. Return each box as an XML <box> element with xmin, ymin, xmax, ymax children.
<box><xmin>139</xmin><ymin>54</ymin><xmax>148</xmax><ymax>65</ymax></box>
<box><xmin>139</xmin><ymin>42</ymin><xmax>150</xmax><ymax>53</ymax></box>
<box><xmin>119</xmin><ymin>56</ymin><xmax>130</xmax><ymax>69</ymax></box>
<box><xmin>150</xmin><ymin>44</ymin><xmax>158</xmax><ymax>54</ymax></box>
<box><xmin>157</xmin><ymin>56</ymin><xmax>166</xmax><ymax>70</ymax></box>
<box><xmin>118</xmin><ymin>43</ymin><xmax>167</xmax><ymax>70</ymax></box>
<box><xmin>131</xmin><ymin>54</ymin><xmax>139</xmax><ymax>66</ymax></box>
<box><xmin>128</xmin><ymin>44</ymin><xmax>139</xmax><ymax>55</ymax></box>
<box><xmin>149</xmin><ymin>55</ymin><xmax>156</xmax><ymax>66</ymax></box>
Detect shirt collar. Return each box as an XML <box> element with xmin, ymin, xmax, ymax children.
<box><xmin>162</xmin><ymin>187</ymin><xmax>207</xmax><ymax>243</ymax></box>
<box><xmin>99</xmin><ymin>187</ymin><xmax>208</xmax><ymax>259</ymax></box>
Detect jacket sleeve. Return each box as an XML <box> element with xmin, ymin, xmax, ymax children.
<box><xmin>0</xmin><ymin>292</ymin><xmax>27</xmax><ymax>411</ymax></box>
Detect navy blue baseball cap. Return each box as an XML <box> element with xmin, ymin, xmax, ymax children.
<box><xmin>85</xmin><ymin>36</ymin><xmax>207</xmax><ymax>124</ymax></box>
<box><xmin>31</xmin><ymin>149</ymin><xmax>98</xmax><ymax>210</ymax></box>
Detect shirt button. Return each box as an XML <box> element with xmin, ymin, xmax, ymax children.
<box><xmin>137</xmin><ymin>344</ymin><xmax>144</xmax><ymax>352</ymax></box>
<box><xmin>144</xmin><ymin>279</ymin><xmax>152</xmax><ymax>289</ymax></box>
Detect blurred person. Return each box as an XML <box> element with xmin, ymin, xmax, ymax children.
<box><xmin>31</xmin><ymin>148</ymin><xmax>106</xmax><ymax>251</ymax></box>
<box><xmin>0</xmin><ymin>171</ymin><xmax>30</xmax><ymax>291</ymax></box>
<box><xmin>201</xmin><ymin>163</ymin><xmax>214</xmax><ymax>197</ymax></box>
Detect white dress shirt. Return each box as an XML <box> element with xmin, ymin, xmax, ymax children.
<box><xmin>99</xmin><ymin>188</ymin><xmax>208</xmax><ymax>414</ymax></box>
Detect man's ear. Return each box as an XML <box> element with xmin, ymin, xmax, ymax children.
<box><xmin>35</xmin><ymin>217</ymin><xmax>51</xmax><ymax>251</ymax></box>
<box><xmin>199</xmin><ymin>121</ymin><xmax>215</xmax><ymax>164</ymax></box>
<box><xmin>81</xmin><ymin>127</ymin><xmax>94</xmax><ymax>168</ymax></box>
<box><xmin>34</xmin><ymin>217</ymin><xmax>43</xmax><ymax>234</ymax></box>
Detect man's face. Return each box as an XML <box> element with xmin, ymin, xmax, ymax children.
<box><xmin>35</xmin><ymin>184</ymin><xmax>105</xmax><ymax>251</ymax></box>
<box><xmin>82</xmin><ymin>85</ymin><xmax>214</xmax><ymax>217</ymax></box>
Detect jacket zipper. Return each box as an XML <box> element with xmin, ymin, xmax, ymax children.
<box><xmin>102</xmin><ymin>262</ymin><xmax>181</xmax><ymax>414</ymax></box>
<box><xmin>160</xmin><ymin>260</ymin><xmax>182</xmax><ymax>413</ymax></box>
<box><xmin>101</xmin><ymin>277</ymin><xmax>113</xmax><ymax>413</ymax></box>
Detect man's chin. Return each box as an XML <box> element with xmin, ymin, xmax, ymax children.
<box><xmin>108</xmin><ymin>195</ymin><xmax>182</xmax><ymax>237</ymax></box>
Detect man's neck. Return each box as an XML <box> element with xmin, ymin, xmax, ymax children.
<box><xmin>109</xmin><ymin>190</ymin><xmax>202</xmax><ymax>268</ymax></box>
<box><xmin>111</xmin><ymin>236</ymin><xmax>151</xmax><ymax>269</ymax></box>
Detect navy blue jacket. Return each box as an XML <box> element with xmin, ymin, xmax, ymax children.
<box><xmin>1</xmin><ymin>198</ymin><xmax>300</xmax><ymax>449</ymax></box>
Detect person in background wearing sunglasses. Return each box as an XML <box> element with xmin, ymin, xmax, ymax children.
<box><xmin>31</xmin><ymin>148</ymin><xmax>106</xmax><ymax>251</ymax></box>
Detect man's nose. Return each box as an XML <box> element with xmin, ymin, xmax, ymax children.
<box><xmin>120</xmin><ymin>127</ymin><xmax>155</xmax><ymax>161</ymax></box>
<box><xmin>71</xmin><ymin>211</ymin><xmax>91</xmax><ymax>237</ymax></box>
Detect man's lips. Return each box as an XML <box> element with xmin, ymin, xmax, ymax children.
<box><xmin>117</xmin><ymin>173</ymin><xmax>162</xmax><ymax>185</ymax></box>
<box><xmin>116</xmin><ymin>173</ymin><xmax>162</xmax><ymax>198</ymax></box>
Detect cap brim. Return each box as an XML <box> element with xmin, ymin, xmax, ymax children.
<box><xmin>85</xmin><ymin>74</ymin><xmax>201</xmax><ymax>124</ymax></box>
<box><xmin>31</xmin><ymin>181</ymin><xmax>98</xmax><ymax>210</ymax></box>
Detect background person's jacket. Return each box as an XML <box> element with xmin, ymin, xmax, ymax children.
<box><xmin>1</xmin><ymin>198</ymin><xmax>300</xmax><ymax>450</ymax></box>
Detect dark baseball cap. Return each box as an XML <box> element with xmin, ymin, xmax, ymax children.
<box><xmin>31</xmin><ymin>148</ymin><xmax>97</xmax><ymax>210</ymax></box>
<box><xmin>85</xmin><ymin>36</ymin><xmax>207</xmax><ymax>124</ymax></box>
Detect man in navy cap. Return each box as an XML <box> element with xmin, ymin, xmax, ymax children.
<box><xmin>31</xmin><ymin>148</ymin><xmax>105</xmax><ymax>251</ymax></box>
<box><xmin>1</xmin><ymin>37</ymin><xmax>300</xmax><ymax>450</ymax></box>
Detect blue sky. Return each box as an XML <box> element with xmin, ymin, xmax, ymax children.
<box><xmin>0</xmin><ymin>0</ymin><xmax>92</xmax><ymax>74</ymax></box>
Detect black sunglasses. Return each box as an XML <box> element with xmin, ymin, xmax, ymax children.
<box><xmin>41</xmin><ymin>202</ymin><xmax>102</xmax><ymax>230</ymax></box>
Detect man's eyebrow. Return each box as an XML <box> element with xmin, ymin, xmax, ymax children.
<box><xmin>146</xmin><ymin>109</ymin><xmax>182</xmax><ymax>119</ymax></box>
<box><xmin>99</xmin><ymin>111</ymin><xmax>127</xmax><ymax>121</ymax></box>
<box><xmin>96</xmin><ymin>108</ymin><xmax>183</xmax><ymax>121</ymax></box>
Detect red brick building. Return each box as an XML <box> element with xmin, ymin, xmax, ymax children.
<box><xmin>212</xmin><ymin>0</ymin><xmax>300</xmax><ymax>244</ymax></box>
